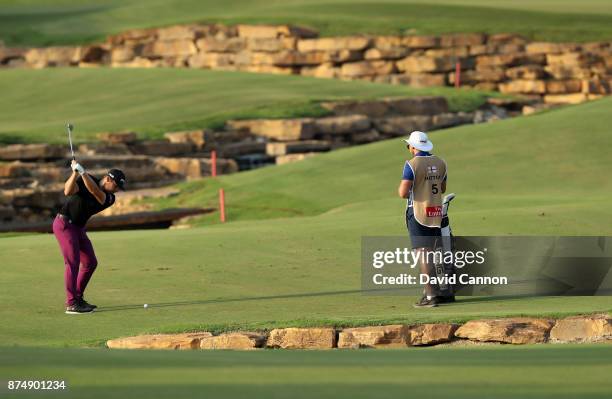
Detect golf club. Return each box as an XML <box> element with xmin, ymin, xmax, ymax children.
<box><xmin>66</xmin><ymin>123</ymin><xmax>75</xmax><ymax>161</ymax></box>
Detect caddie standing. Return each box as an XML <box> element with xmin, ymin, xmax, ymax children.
<box><xmin>397</xmin><ymin>131</ymin><xmax>447</xmax><ymax>308</ymax></box>
<box><xmin>53</xmin><ymin>160</ymin><xmax>126</xmax><ymax>314</ymax></box>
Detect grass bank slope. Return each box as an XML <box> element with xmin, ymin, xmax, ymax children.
<box><xmin>153</xmin><ymin>96</ymin><xmax>612</xmax><ymax>235</ymax></box>
<box><xmin>0</xmin><ymin>67</ymin><xmax>492</xmax><ymax>144</ymax></box>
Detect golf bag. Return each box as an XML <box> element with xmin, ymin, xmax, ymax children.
<box><xmin>432</xmin><ymin>193</ymin><xmax>457</xmax><ymax>298</ymax></box>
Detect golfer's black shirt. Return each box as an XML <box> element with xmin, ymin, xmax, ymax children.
<box><xmin>59</xmin><ymin>175</ymin><xmax>115</xmax><ymax>227</ymax></box>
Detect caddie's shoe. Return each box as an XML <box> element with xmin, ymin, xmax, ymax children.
<box><xmin>77</xmin><ymin>298</ymin><xmax>97</xmax><ymax>309</ymax></box>
<box><xmin>437</xmin><ymin>296</ymin><xmax>456</xmax><ymax>304</ymax></box>
<box><xmin>65</xmin><ymin>303</ymin><xmax>94</xmax><ymax>314</ymax></box>
<box><xmin>413</xmin><ymin>296</ymin><xmax>439</xmax><ymax>308</ymax></box>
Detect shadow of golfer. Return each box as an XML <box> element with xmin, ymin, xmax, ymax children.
<box><xmin>95</xmin><ymin>287</ymin><xmax>420</xmax><ymax>312</ymax></box>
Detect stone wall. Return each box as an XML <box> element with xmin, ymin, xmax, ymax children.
<box><xmin>0</xmin><ymin>133</ymin><xmax>237</xmax><ymax>224</ymax></box>
<box><xmin>0</xmin><ymin>95</ymin><xmax>484</xmax><ymax>225</ymax></box>
<box><xmin>106</xmin><ymin>313</ymin><xmax>612</xmax><ymax>350</ymax></box>
<box><xmin>1</xmin><ymin>24</ymin><xmax>610</xmax><ymax>103</ymax></box>
<box><xmin>225</xmin><ymin>96</ymin><xmax>477</xmax><ymax>153</ymax></box>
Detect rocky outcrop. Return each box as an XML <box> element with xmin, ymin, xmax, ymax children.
<box><xmin>321</xmin><ymin>96</ymin><xmax>449</xmax><ymax>117</ymax></box>
<box><xmin>105</xmin><ymin>314</ymin><xmax>611</xmax><ymax>351</ymax></box>
<box><xmin>265</xmin><ymin>140</ymin><xmax>330</xmax><ymax>156</ymax></box>
<box><xmin>2</xmin><ymin>24</ymin><xmax>610</xmax><ymax>103</ymax></box>
<box><xmin>97</xmin><ymin>131</ymin><xmax>138</xmax><ymax>144</ymax></box>
<box><xmin>225</xmin><ymin>96</ymin><xmax>476</xmax><ymax>153</ymax></box>
<box><xmin>106</xmin><ymin>332</ymin><xmax>213</xmax><ymax>349</ymax></box>
<box><xmin>0</xmin><ymin>161</ymin><xmax>34</xmax><ymax>177</ymax></box>
<box><xmin>0</xmin><ymin>144</ymin><xmax>66</xmax><ymax>161</ymax></box>
<box><xmin>338</xmin><ymin>325</ymin><xmax>410</xmax><ymax>348</ymax></box>
<box><xmin>408</xmin><ymin>323</ymin><xmax>459</xmax><ymax>346</ymax></box>
<box><xmin>266</xmin><ymin>328</ymin><xmax>337</xmax><ymax>349</ymax></box>
<box><xmin>24</xmin><ymin>46</ymin><xmax>82</xmax><ymax>68</ymax></box>
<box><xmin>0</xmin><ymin>136</ymin><xmax>240</xmax><ymax>225</ymax></box>
<box><xmin>200</xmin><ymin>332</ymin><xmax>267</xmax><ymax>350</ymax></box>
<box><xmin>328</xmin><ymin>323</ymin><xmax>456</xmax><ymax>349</ymax></box>
<box><xmin>455</xmin><ymin>318</ymin><xmax>554</xmax><ymax>344</ymax></box>
<box><xmin>155</xmin><ymin>157</ymin><xmax>238</xmax><ymax>178</ymax></box>
<box><xmin>164</xmin><ymin>130</ymin><xmax>208</xmax><ymax>150</ymax></box>
<box><xmin>549</xmin><ymin>314</ymin><xmax>612</xmax><ymax>343</ymax></box>
<box><xmin>127</xmin><ymin>140</ymin><xmax>195</xmax><ymax>157</ymax></box>
<box><xmin>313</xmin><ymin>114</ymin><xmax>371</xmax><ymax>135</ymax></box>
<box><xmin>275</xmin><ymin>153</ymin><xmax>318</xmax><ymax>165</ymax></box>
<box><xmin>227</xmin><ymin>118</ymin><xmax>316</xmax><ymax>141</ymax></box>
<box><xmin>373</xmin><ymin>115</ymin><xmax>434</xmax><ymax>136</ymax></box>
<box><xmin>1</xmin><ymin>185</ymin><xmax>64</xmax><ymax>222</ymax></box>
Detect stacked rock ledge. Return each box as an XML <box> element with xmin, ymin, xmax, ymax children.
<box><xmin>104</xmin><ymin>314</ymin><xmax>612</xmax><ymax>351</ymax></box>
<box><xmin>1</xmin><ymin>95</ymin><xmax>489</xmax><ymax>227</ymax></box>
<box><xmin>1</xmin><ymin>23</ymin><xmax>610</xmax><ymax>104</ymax></box>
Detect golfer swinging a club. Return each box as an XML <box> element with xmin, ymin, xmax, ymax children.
<box><xmin>53</xmin><ymin>160</ymin><xmax>126</xmax><ymax>314</ymax></box>
<box><xmin>398</xmin><ymin>131</ymin><xmax>447</xmax><ymax>308</ymax></box>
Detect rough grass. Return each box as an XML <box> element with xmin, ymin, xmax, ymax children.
<box><xmin>0</xmin><ymin>67</ymin><xmax>496</xmax><ymax>144</ymax></box>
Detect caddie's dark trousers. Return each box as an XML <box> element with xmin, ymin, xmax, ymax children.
<box><xmin>52</xmin><ymin>215</ymin><xmax>98</xmax><ymax>306</ymax></box>
<box><xmin>406</xmin><ymin>206</ymin><xmax>441</xmax><ymax>249</ymax></box>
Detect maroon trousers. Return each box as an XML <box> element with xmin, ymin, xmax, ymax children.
<box><xmin>52</xmin><ymin>216</ymin><xmax>98</xmax><ymax>306</ymax></box>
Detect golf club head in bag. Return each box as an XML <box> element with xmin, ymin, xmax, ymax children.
<box><xmin>432</xmin><ymin>193</ymin><xmax>457</xmax><ymax>298</ymax></box>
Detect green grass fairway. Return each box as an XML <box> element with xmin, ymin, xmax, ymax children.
<box><xmin>1</xmin><ymin>98</ymin><xmax>611</xmax><ymax>348</ymax></box>
<box><xmin>2</xmin><ymin>221</ymin><xmax>612</xmax><ymax>348</ymax></box>
<box><xmin>2</xmin><ymin>344</ymin><xmax>612</xmax><ymax>399</ymax></box>
<box><xmin>0</xmin><ymin>67</ymin><xmax>493</xmax><ymax>144</ymax></box>
<box><xmin>1</xmin><ymin>0</ymin><xmax>611</xmax><ymax>46</ymax></box>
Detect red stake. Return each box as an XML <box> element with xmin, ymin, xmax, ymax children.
<box><xmin>211</xmin><ymin>150</ymin><xmax>217</xmax><ymax>177</ymax></box>
<box><xmin>219</xmin><ymin>188</ymin><xmax>226</xmax><ymax>223</ymax></box>
<box><xmin>455</xmin><ymin>61</ymin><xmax>461</xmax><ymax>88</ymax></box>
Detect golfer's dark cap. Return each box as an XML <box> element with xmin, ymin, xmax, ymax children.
<box><xmin>108</xmin><ymin>169</ymin><xmax>126</xmax><ymax>190</ymax></box>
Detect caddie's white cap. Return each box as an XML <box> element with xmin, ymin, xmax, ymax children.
<box><xmin>403</xmin><ymin>130</ymin><xmax>433</xmax><ymax>152</ymax></box>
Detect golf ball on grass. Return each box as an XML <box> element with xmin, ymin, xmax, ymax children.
<box><xmin>144</xmin><ymin>304</ymin><xmax>148</xmax><ymax>309</ymax></box>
